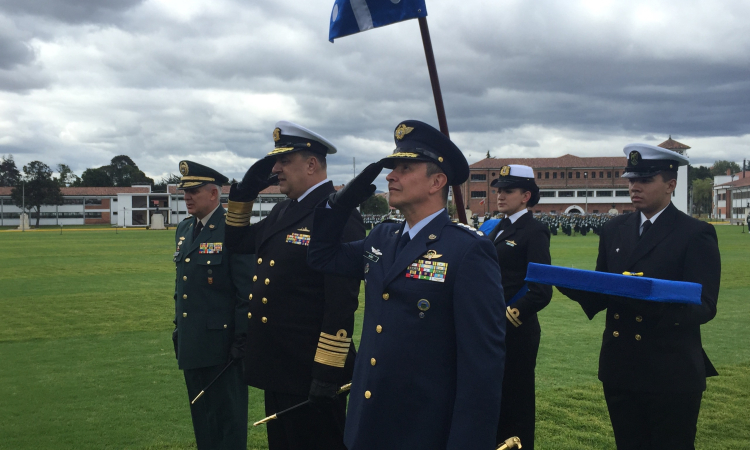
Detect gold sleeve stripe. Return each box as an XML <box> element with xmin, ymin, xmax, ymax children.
<box><xmin>319</xmin><ymin>331</ymin><xmax>352</xmax><ymax>344</ymax></box>
<box><xmin>506</xmin><ymin>307</ymin><xmax>522</xmax><ymax>328</ymax></box>
<box><xmin>227</xmin><ymin>200</ymin><xmax>254</xmax><ymax>214</ymax></box>
<box><xmin>319</xmin><ymin>337</ymin><xmax>351</xmax><ymax>348</ymax></box>
<box><xmin>317</xmin><ymin>342</ymin><xmax>350</xmax><ymax>353</ymax></box>
<box><xmin>314</xmin><ymin>348</ymin><xmax>348</xmax><ymax>368</ymax></box>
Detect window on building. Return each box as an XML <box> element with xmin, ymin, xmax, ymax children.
<box><xmin>1</xmin><ymin>212</ymin><xmax>21</xmax><ymax>219</ymax></box>
<box><xmin>491</xmin><ymin>172</ymin><xmax>496</xmax><ymax>177</ymax></box>
<box><xmin>558</xmin><ymin>191</ymin><xmax>574</xmax><ymax>197</ymax></box>
<box><xmin>600</xmin><ymin>171</ymin><xmax>604</xmax><ymax>178</ymax></box>
<box><xmin>85</xmin><ymin>198</ymin><xmax>103</xmax><ymax>205</ymax></box>
<box><xmin>545</xmin><ymin>172</ymin><xmax>549</xmax><ymax>179</ymax></box>
<box><xmin>537</xmin><ymin>172</ymin><xmax>542</xmax><ymax>179</ymax></box>
<box><xmin>577</xmin><ymin>191</ymin><xmax>594</xmax><ymax>197</ymax></box>
<box><xmin>539</xmin><ymin>191</ymin><xmax>556</xmax><ymax>197</ymax></box>
<box><xmin>607</xmin><ymin>171</ymin><xmax>612</xmax><ymax>178</ymax></box>
<box><xmin>553</xmin><ymin>172</ymin><xmax>557</xmax><ymax>179</ymax></box>
<box><xmin>591</xmin><ymin>172</ymin><xmax>596</xmax><ymax>179</ymax></box>
<box><xmin>132</xmin><ymin>196</ymin><xmax>147</xmax><ymax>208</ymax></box>
<box><xmin>561</xmin><ymin>172</ymin><xmax>565</xmax><ymax>178</ymax></box>
<box><xmin>59</xmin><ymin>212</ymin><xmax>84</xmax><ymax>219</ymax></box>
<box><xmin>596</xmin><ymin>191</ymin><xmax>613</xmax><ymax>197</ymax></box>
<box><xmin>568</xmin><ymin>172</ymin><xmax>573</xmax><ymax>178</ymax></box>
<box><xmin>593</xmin><ymin>210</ymin><xmax>599</xmax><ymax>213</ymax></box>
<box><xmin>470</xmin><ymin>191</ymin><xmax>487</xmax><ymax>198</ymax></box>
<box><xmin>576</xmin><ymin>172</ymin><xmax>581</xmax><ymax>178</ymax></box>
<box><xmin>470</xmin><ymin>174</ymin><xmax>487</xmax><ymax>181</ymax></box>
<box><xmin>615</xmin><ymin>171</ymin><xmax>620</xmax><ymax>177</ymax></box>
<box><xmin>85</xmin><ymin>212</ymin><xmax>103</xmax><ymax>218</ymax></box>
<box><xmin>615</xmin><ymin>191</ymin><xmax>630</xmax><ymax>197</ymax></box>
<box><xmin>63</xmin><ymin>198</ymin><xmax>84</xmax><ymax>205</ymax></box>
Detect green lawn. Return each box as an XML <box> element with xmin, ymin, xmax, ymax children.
<box><xmin>0</xmin><ymin>226</ymin><xmax>747</xmax><ymax>449</ymax></box>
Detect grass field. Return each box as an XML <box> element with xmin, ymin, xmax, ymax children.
<box><xmin>0</xmin><ymin>225</ymin><xmax>748</xmax><ymax>449</ymax></box>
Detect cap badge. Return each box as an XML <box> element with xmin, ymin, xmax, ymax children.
<box><xmin>500</xmin><ymin>166</ymin><xmax>510</xmax><ymax>176</ymax></box>
<box><xmin>422</xmin><ymin>249</ymin><xmax>443</xmax><ymax>260</ymax></box>
<box><xmin>394</xmin><ymin>124</ymin><xmax>414</xmax><ymax>140</ymax></box>
<box><xmin>179</xmin><ymin>161</ymin><xmax>189</xmax><ymax>176</ymax></box>
<box><xmin>273</xmin><ymin>127</ymin><xmax>281</xmax><ymax>142</ymax></box>
<box><xmin>629</xmin><ymin>151</ymin><xmax>641</xmax><ymax>166</ymax></box>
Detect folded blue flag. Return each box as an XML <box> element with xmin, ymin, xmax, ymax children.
<box><xmin>525</xmin><ymin>263</ymin><xmax>702</xmax><ymax>305</ymax></box>
<box><xmin>329</xmin><ymin>0</ymin><xmax>428</xmax><ymax>42</ymax></box>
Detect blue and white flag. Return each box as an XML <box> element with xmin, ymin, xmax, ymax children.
<box><xmin>329</xmin><ymin>0</ymin><xmax>427</xmax><ymax>42</ymax></box>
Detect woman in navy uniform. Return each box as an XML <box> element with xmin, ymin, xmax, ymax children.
<box><xmin>488</xmin><ymin>165</ymin><xmax>552</xmax><ymax>450</ymax></box>
<box><xmin>308</xmin><ymin>120</ymin><xmax>507</xmax><ymax>450</ymax></box>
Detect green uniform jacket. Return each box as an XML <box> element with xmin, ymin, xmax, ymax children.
<box><xmin>174</xmin><ymin>206</ymin><xmax>253</xmax><ymax>371</ymax></box>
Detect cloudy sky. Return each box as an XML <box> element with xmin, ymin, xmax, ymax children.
<box><xmin>1</xmin><ymin>0</ymin><xmax>748</xmax><ymax>189</ymax></box>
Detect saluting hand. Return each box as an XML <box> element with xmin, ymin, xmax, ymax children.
<box><xmin>229</xmin><ymin>157</ymin><xmax>278</xmax><ymax>202</ymax></box>
<box><xmin>328</xmin><ymin>161</ymin><xmax>383</xmax><ymax>211</ymax></box>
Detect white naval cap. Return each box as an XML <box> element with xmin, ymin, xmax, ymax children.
<box><xmin>268</xmin><ymin>121</ymin><xmax>337</xmax><ymax>157</ymax></box>
<box><xmin>622</xmin><ymin>143</ymin><xmax>689</xmax><ymax>178</ymax></box>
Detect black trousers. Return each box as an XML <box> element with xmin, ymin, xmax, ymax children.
<box><xmin>264</xmin><ymin>390</ymin><xmax>347</xmax><ymax>450</ymax></box>
<box><xmin>183</xmin><ymin>363</ymin><xmax>248</xmax><ymax>450</ymax></box>
<box><xmin>496</xmin><ymin>326</ymin><xmax>541</xmax><ymax>450</ymax></box>
<box><xmin>603</xmin><ymin>385</ymin><xmax>703</xmax><ymax>450</ymax></box>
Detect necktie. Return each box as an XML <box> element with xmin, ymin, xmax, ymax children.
<box><xmin>278</xmin><ymin>200</ymin><xmax>297</xmax><ymax>220</ymax></box>
<box><xmin>396</xmin><ymin>232</ymin><xmax>411</xmax><ymax>254</ymax></box>
<box><xmin>193</xmin><ymin>219</ymin><xmax>203</xmax><ymax>239</ymax></box>
<box><xmin>640</xmin><ymin>219</ymin><xmax>652</xmax><ymax>237</ymax></box>
<box><xmin>498</xmin><ymin>218</ymin><xmax>512</xmax><ymax>231</ymax></box>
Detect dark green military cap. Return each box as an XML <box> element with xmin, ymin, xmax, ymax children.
<box><xmin>177</xmin><ymin>161</ymin><xmax>229</xmax><ymax>190</ymax></box>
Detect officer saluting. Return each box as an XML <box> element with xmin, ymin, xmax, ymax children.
<box><xmin>173</xmin><ymin>161</ymin><xmax>252</xmax><ymax>449</ymax></box>
<box><xmin>558</xmin><ymin>143</ymin><xmax>721</xmax><ymax>449</ymax></box>
<box><xmin>225</xmin><ymin>122</ymin><xmax>364</xmax><ymax>450</ymax></box>
<box><xmin>308</xmin><ymin>120</ymin><xmax>507</xmax><ymax>450</ymax></box>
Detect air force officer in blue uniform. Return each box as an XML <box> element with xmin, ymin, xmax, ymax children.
<box><xmin>308</xmin><ymin>120</ymin><xmax>507</xmax><ymax>450</ymax></box>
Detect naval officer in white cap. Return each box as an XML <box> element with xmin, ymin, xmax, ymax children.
<box><xmin>558</xmin><ymin>143</ymin><xmax>721</xmax><ymax>450</ymax></box>
<box><xmin>225</xmin><ymin>121</ymin><xmax>365</xmax><ymax>450</ymax></box>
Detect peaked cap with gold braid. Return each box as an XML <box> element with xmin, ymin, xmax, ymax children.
<box><xmin>267</xmin><ymin>120</ymin><xmax>337</xmax><ymax>157</ymax></box>
<box><xmin>177</xmin><ymin>161</ymin><xmax>229</xmax><ymax>190</ymax></box>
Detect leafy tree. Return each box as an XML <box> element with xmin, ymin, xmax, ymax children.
<box><xmin>107</xmin><ymin>155</ymin><xmax>154</xmax><ymax>186</ymax></box>
<box><xmin>0</xmin><ymin>154</ymin><xmax>21</xmax><ymax>187</ymax></box>
<box><xmin>78</xmin><ymin>167</ymin><xmax>114</xmax><ymax>187</ymax></box>
<box><xmin>691</xmin><ymin>178</ymin><xmax>714</xmax><ymax>215</ymax></box>
<box><xmin>688</xmin><ymin>165</ymin><xmax>712</xmax><ymax>186</ymax></box>
<box><xmin>10</xmin><ymin>161</ymin><xmax>63</xmax><ymax>227</ymax></box>
<box><xmin>360</xmin><ymin>194</ymin><xmax>390</xmax><ymax>215</ymax></box>
<box><xmin>711</xmin><ymin>160</ymin><xmax>741</xmax><ymax>177</ymax></box>
<box><xmin>56</xmin><ymin>163</ymin><xmax>81</xmax><ymax>187</ymax></box>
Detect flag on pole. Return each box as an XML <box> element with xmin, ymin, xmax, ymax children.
<box><xmin>479</xmin><ymin>198</ymin><xmax>486</xmax><ymax>205</ymax></box>
<box><xmin>329</xmin><ymin>0</ymin><xmax>427</xmax><ymax>42</ymax></box>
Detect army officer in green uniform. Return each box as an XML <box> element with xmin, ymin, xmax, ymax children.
<box><xmin>173</xmin><ymin>161</ymin><xmax>252</xmax><ymax>450</ymax></box>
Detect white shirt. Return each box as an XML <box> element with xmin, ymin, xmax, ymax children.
<box><xmin>494</xmin><ymin>209</ymin><xmax>528</xmax><ymax>241</ymax></box>
<box><xmin>403</xmin><ymin>208</ymin><xmax>446</xmax><ymax>240</ymax></box>
<box><xmin>298</xmin><ymin>178</ymin><xmax>330</xmax><ymax>202</ymax></box>
<box><xmin>640</xmin><ymin>204</ymin><xmax>668</xmax><ymax>235</ymax></box>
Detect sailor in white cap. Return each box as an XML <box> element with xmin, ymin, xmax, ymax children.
<box><xmin>224</xmin><ymin>121</ymin><xmax>365</xmax><ymax>450</ymax></box>
<box><xmin>558</xmin><ymin>142</ymin><xmax>721</xmax><ymax>449</ymax></box>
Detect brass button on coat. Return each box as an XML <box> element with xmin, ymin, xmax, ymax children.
<box><xmin>249</xmin><ymin>294</ymin><xmax>253</xmax><ymax>300</ymax></box>
<box><xmin>182</xmin><ymin>312</ymin><xmax>187</xmax><ymax>317</ymax></box>
<box><xmin>257</xmin><ymin>258</ymin><xmax>262</xmax><ymax>264</ymax></box>
<box><xmin>635</xmin><ymin>334</ymin><xmax>642</xmax><ymax>341</ymax></box>
<box><xmin>247</xmin><ymin>313</ymin><xmax>252</xmax><ymax>319</ymax></box>
<box><xmin>253</xmin><ymin>275</ymin><xmax>258</xmax><ymax>282</ymax></box>
<box><xmin>262</xmin><ymin>297</ymin><xmax>268</xmax><ymax>304</ymax></box>
<box><xmin>613</xmin><ymin>331</ymin><xmax>620</xmax><ymax>337</ymax></box>
<box><xmin>382</xmin><ymin>293</ymin><xmax>389</xmax><ymax>300</ymax></box>
<box><xmin>370</xmin><ymin>358</ymin><xmax>376</xmax><ymax>366</ymax></box>
<box><xmin>182</xmin><ymin>276</ymin><xmax>187</xmax><ymax>281</ymax></box>
<box><xmin>270</xmin><ymin>260</ymin><xmax>275</xmax><ymax>266</ymax></box>
<box><xmin>262</xmin><ymin>317</ymin><xmax>268</xmax><ymax>323</ymax></box>
<box><xmin>207</xmin><ymin>261</ymin><xmax>211</xmax><ymax>265</ymax></box>
<box><xmin>614</xmin><ymin>313</ymin><xmax>620</xmax><ymax>319</ymax></box>
<box><xmin>365</xmin><ymin>391</ymin><xmax>371</xmax><ymax>399</ymax></box>
<box><xmin>182</xmin><ymin>294</ymin><xmax>187</xmax><ymax>299</ymax></box>
<box><xmin>185</xmin><ymin>258</ymin><xmax>191</xmax><ymax>263</ymax></box>
<box><xmin>223</xmin><ymin>324</ymin><xmax>227</xmax><ymax>329</ymax></box>
<box><xmin>636</xmin><ymin>316</ymin><xmax>643</xmax><ymax>322</ymax></box>
<box><xmin>376</xmin><ymin>325</ymin><xmax>382</xmax><ymax>333</ymax></box>
<box><xmin>265</xmin><ymin>278</ymin><xmax>270</xmax><ymax>285</ymax></box>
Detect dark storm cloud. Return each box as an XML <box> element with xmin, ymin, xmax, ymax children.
<box><xmin>0</xmin><ymin>0</ymin><xmax>144</xmax><ymax>24</ymax></box>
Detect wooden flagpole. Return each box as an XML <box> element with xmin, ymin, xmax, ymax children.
<box><xmin>417</xmin><ymin>17</ymin><xmax>468</xmax><ymax>225</ymax></box>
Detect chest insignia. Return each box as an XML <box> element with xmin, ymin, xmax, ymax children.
<box><xmin>179</xmin><ymin>236</ymin><xmax>186</xmax><ymax>241</ymax></box>
<box><xmin>209</xmin><ymin>224</ymin><xmax>215</xmax><ymax>229</ymax></box>
<box><xmin>286</xmin><ymin>233</ymin><xmax>310</xmax><ymax>246</ymax></box>
<box><xmin>406</xmin><ymin>259</ymin><xmax>448</xmax><ymax>283</ymax></box>
<box><xmin>422</xmin><ymin>250</ymin><xmax>442</xmax><ymax>260</ymax></box>
<box><xmin>365</xmin><ymin>251</ymin><xmax>380</xmax><ymax>262</ymax></box>
<box><xmin>616</xmin><ymin>248</ymin><xmax>620</xmax><ymax>252</ymax></box>
<box><xmin>199</xmin><ymin>242</ymin><xmax>223</xmax><ymax>254</ymax></box>
<box><xmin>428</xmin><ymin>234</ymin><xmax>437</xmax><ymax>240</ymax></box>
<box><xmin>505</xmin><ymin>240</ymin><xmax>517</xmax><ymax>247</ymax></box>
<box><xmin>298</xmin><ymin>227</ymin><xmax>311</xmax><ymax>232</ymax></box>
<box><xmin>417</xmin><ymin>299</ymin><xmax>430</xmax><ymax>318</ymax></box>
<box><xmin>371</xmin><ymin>247</ymin><xmax>382</xmax><ymax>256</ymax></box>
